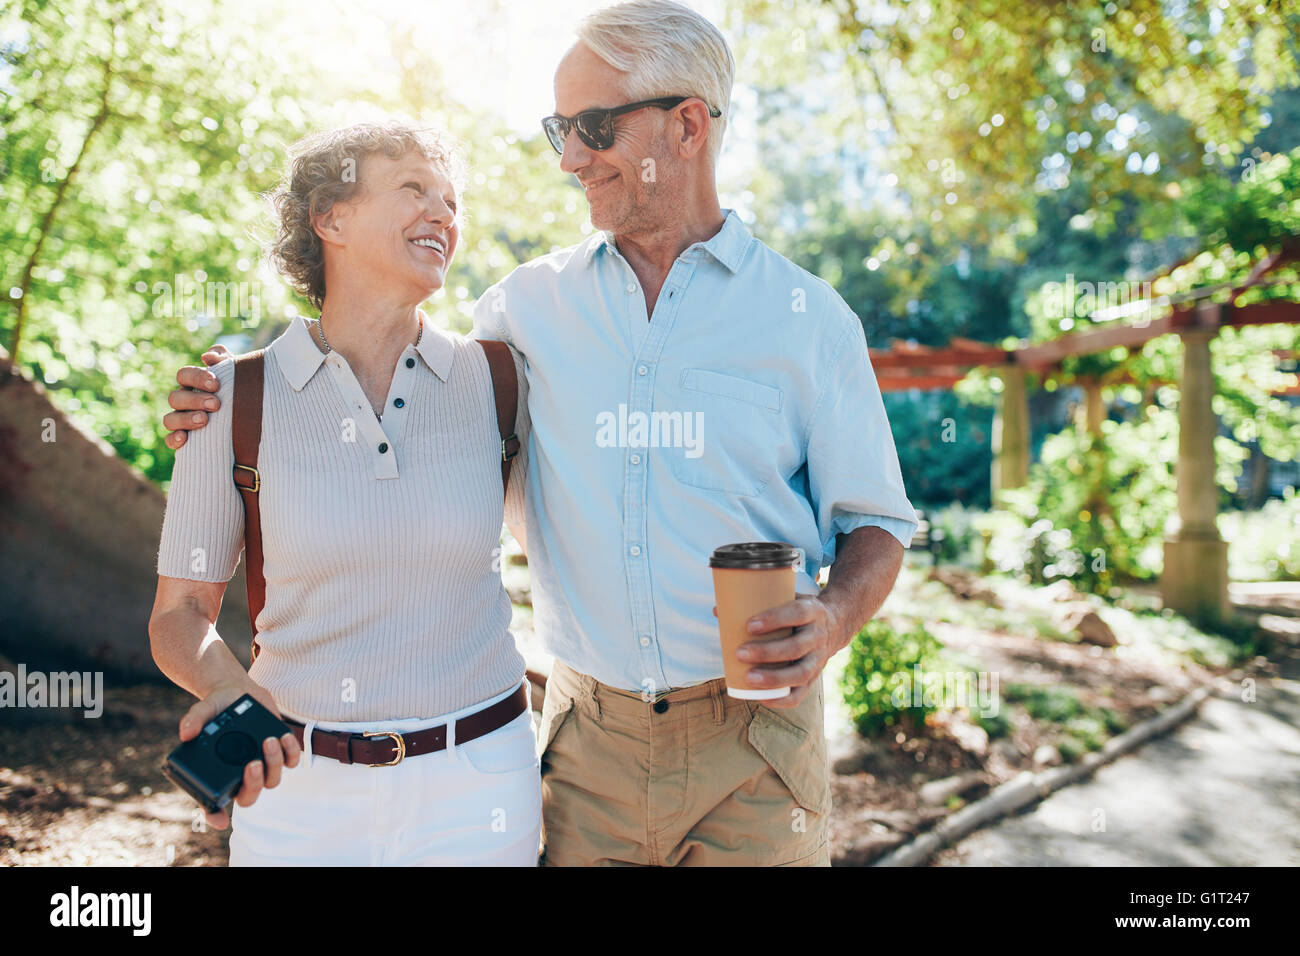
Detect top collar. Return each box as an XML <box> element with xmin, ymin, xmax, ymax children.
<box><xmin>583</xmin><ymin>208</ymin><xmax>752</xmax><ymax>274</ymax></box>
<box><xmin>273</xmin><ymin>312</ymin><xmax>454</xmax><ymax>391</ymax></box>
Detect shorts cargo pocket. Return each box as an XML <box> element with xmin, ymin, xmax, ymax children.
<box><xmin>746</xmin><ymin>706</ymin><xmax>831</xmax><ymax>815</ymax></box>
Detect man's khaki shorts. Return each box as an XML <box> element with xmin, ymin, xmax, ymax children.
<box><xmin>536</xmin><ymin>659</ymin><xmax>831</xmax><ymax>866</ymax></box>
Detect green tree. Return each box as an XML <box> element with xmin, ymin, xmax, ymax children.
<box><xmin>1</xmin><ymin>0</ymin><xmax>316</xmax><ymax>481</ymax></box>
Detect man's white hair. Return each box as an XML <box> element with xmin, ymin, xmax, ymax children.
<box><xmin>577</xmin><ymin>0</ymin><xmax>735</xmax><ymax>162</ymax></box>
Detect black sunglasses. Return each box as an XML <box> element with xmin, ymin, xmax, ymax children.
<box><xmin>541</xmin><ymin>96</ymin><xmax>722</xmax><ymax>155</ymax></box>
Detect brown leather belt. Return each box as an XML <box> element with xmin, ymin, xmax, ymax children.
<box><xmin>283</xmin><ymin>683</ymin><xmax>529</xmax><ymax>767</ymax></box>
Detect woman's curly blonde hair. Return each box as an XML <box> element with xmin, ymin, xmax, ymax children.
<box><xmin>269</xmin><ymin>122</ymin><xmax>466</xmax><ymax>310</ymax></box>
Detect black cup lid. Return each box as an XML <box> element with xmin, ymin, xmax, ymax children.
<box><xmin>709</xmin><ymin>542</ymin><xmax>801</xmax><ymax>569</ymax></box>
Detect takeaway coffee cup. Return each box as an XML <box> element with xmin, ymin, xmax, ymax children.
<box><xmin>709</xmin><ymin>542</ymin><xmax>802</xmax><ymax>700</ymax></box>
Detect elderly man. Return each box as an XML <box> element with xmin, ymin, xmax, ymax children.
<box><xmin>164</xmin><ymin>0</ymin><xmax>917</xmax><ymax>866</ymax></box>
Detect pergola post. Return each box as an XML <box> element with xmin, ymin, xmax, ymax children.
<box><xmin>1081</xmin><ymin>378</ymin><xmax>1104</xmax><ymax>436</ymax></box>
<box><xmin>991</xmin><ymin>366</ymin><xmax>1029</xmax><ymax>497</ymax></box>
<box><xmin>1161</xmin><ymin>314</ymin><xmax>1229</xmax><ymax>621</ymax></box>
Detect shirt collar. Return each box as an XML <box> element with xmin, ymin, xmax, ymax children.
<box><xmin>582</xmin><ymin>208</ymin><xmax>752</xmax><ymax>274</ymax></box>
<box><xmin>413</xmin><ymin>312</ymin><xmax>455</xmax><ymax>381</ymax></box>
<box><xmin>274</xmin><ymin>311</ymin><xmax>453</xmax><ymax>391</ymax></box>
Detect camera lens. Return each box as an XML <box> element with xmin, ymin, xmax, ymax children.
<box><xmin>215</xmin><ymin>731</ymin><xmax>260</xmax><ymax>766</ymax></box>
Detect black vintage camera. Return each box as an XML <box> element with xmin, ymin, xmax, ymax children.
<box><xmin>162</xmin><ymin>693</ymin><xmax>292</xmax><ymax>814</ymax></box>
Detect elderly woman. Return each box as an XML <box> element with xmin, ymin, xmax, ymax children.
<box><xmin>148</xmin><ymin>122</ymin><xmax>539</xmax><ymax>866</ymax></box>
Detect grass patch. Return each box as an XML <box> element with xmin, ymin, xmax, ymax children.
<box><xmin>1004</xmin><ymin>684</ymin><xmax>1131</xmax><ymax>762</ymax></box>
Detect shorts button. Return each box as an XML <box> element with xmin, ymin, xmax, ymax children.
<box><xmin>653</xmin><ymin>699</ymin><xmax>669</xmax><ymax>714</ymax></box>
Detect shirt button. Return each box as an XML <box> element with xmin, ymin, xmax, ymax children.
<box><xmin>393</xmin><ymin>398</ymin><xmax>405</xmax><ymax>408</ymax></box>
<box><xmin>653</xmin><ymin>699</ymin><xmax>669</xmax><ymax>714</ymax></box>
<box><xmin>405</xmin><ymin>358</ymin><xmax>415</xmax><ymax>368</ymax></box>
<box><xmin>637</xmin><ymin>365</ymin><xmax>648</xmax><ymax>376</ymax></box>
<box><xmin>626</xmin><ymin>283</ymin><xmax>637</xmax><ymax>293</ymax></box>
<box><xmin>629</xmin><ymin>545</ymin><xmax>641</xmax><ymax>557</ymax></box>
<box><xmin>639</xmin><ymin>636</ymin><xmax>650</xmax><ymax>647</ymax></box>
<box><xmin>630</xmin><ymin>454</ymin><xmax>641</xmax><ymax>465</ymax></box>
<box><xmin>378</xmin><ymin>442</ymin><xmax>389</xmax><ymax>454</ymax></box>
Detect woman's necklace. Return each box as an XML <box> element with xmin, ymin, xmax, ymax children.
<box><xmin>315</xmin><ymin>315</ymin><xmax>423</xmax><ymax>354</ymax></box>
<box><xmin>315</xmin><ymin>316</ymin><xmax>423</xmax><ymax>422</ymax></box>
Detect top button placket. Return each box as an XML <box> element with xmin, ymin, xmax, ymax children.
<box><xmin>324</xmin><ymin>349</ymin><xmax>413</xmax><ymax>480</ymax></box>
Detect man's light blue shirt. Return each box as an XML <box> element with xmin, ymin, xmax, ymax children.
<box><xmin>472</xmin><ymin>209</ymin><xmax>918</xmax><ymax>694</ymax></box>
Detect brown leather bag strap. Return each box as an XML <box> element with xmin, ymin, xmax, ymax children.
<box><xmin>231</xmin><ymin>350</ymin><xmax>266</xmax><ymax>654</ymax></box>
<box><xmin>477</xmin><ymin>339</ymin><xmax>520</xmax><ymax>497</ymax></box>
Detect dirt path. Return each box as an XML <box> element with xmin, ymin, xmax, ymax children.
<box><xmin>0</xmin><ymin>683</ymin><xmax>231</xmax><ymax>866</ymax></box>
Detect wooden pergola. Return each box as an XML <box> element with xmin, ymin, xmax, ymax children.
<box><xmin>866</xmin><ymin>244</ymin><xmax>1300</xmax><ymax>622</ymax></box>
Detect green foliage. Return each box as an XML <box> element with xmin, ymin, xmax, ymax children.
<box><xmin>994</xmin><ymin>406</ymin><xmax>1182</xmax><ymax>592</ymax></box>
<box><xmin>883</xmin><ymin>393</ymin><xmax>993</xmax><ymax>509</ymax></box>
<box><xmin>1170</xmin><ymin>148</ymin><xmax>1300</xmax><ymax>254</ymax></box>
<box><xmin>0</xmin><ymin>0</ymin><xmax>586</xmax><ymax>485</ymax></box>
<box><xmin>972</xmin><ymin>705</ymin><xmax>1011</xmax><ymax>741</ymax></box>
<box><xmin>839</xmin><ymin>618</ymin><xmax>944</xmax><ymax>738</ymax></box>
<box><xmin>734</xmin><ymin>0</ymin><xmax>1300</xmax><ymax>246</ymax></box>
<box><xmin>1222</xmin><ymin>492</ymin><xmax>1300</xmax><ymax>581</ymax></box>
<box><xmin>1005</xmin><ymin>683</ymin><xmax>1083</xmax><ymax>723</ymax></box>
<box><xmin>1</xmin><ymin>0</ymin><xmax>317</xmax><ymax>482</ymax></box>
<box><xmin>923</xmin><ymin>503</ymin><xmax>988</xmax><ymax>566</ymax></box>
<box><xmin>1004</xmin><ymin>683</ymin><xmax>1128</xmax><ymax>761</ymax></box>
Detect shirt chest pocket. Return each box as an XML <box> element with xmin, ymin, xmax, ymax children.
<box><xmin>669</xmin><ymin>368</ymin><xmax>786</xmax><ymax>498</ymax></box>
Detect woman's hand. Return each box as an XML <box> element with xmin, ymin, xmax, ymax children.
<box><xmin>179</xmin><ymin>677</ymin><xmax>302</xmax><ymax>831</ymax></box>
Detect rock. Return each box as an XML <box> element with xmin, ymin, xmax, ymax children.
<box><xmin>926</xmin><ymin>567</ymin><xmax>1002</xmax><ymax>607</ymax></box>
<box><xmin>1147</xmin><ymin>685</ymin><xmax>1175</xmax><ymax>703</ymax></box>
<box><xmin>994</xmin><ymin>739</ymin><xmax>1022</xmax><ymax>762</ymax></box>
<box><xmin>1057</xmin><ymin>605</ymin><xmax>1118</xmax><ymax>646</ymax></box>
<box><xmin>1041</xmin><ymin>579</ymin><xmax>1083</xmax><ymax>603</ymax></box>
<box><xmin>853</xmin><ymin>808</ymin><xmax>926</xmax><ymax>832</ymax></box>
<box><xmin>829</xmin><ymin>733</ymin><xmax>880</xmax><ymax>775</ymax></box>
<box><xmin>919</xmin><ymin>770</ymin><xmax>986</xmax><ymax>806</ymax></box>
<box><xmin>832</xmin><ymin>832</ymin><xmax>909</xmax><ymax>866</ymax></box>
<box><xmin>949</xmin><ymin>720</ymin><xmax>989</xmax><ymax>756</ymax></box>
<box><xmin>1033</xmin><ymin>744</ymin><xmax>1062</xmax><ymax>767</ymax></box>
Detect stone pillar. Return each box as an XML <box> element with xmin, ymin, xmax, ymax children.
<box><xmin>991</xmin><ymin>367</ymin><xmax>1030</xmax><ymax>498</ymax></box>
<box><xmin>1161</xmin><ymin>324</ymin><xmax>1229</xmax><ymax>621</ymax></box>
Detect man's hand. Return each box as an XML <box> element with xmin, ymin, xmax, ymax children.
<box><xmin>730</xmin><ymin>526</ymin><xmax>905</xmax><ymax>710</ymax></box>
<box><xmin>735</xmin><ymin>595</ymin><xmax>849</xmax><ymax>710</ymax></box>
<box><xmin>178</xmin><ymin>677</ymin><xmax>301</xmax><ymax>830</ymax></box>
<box><xmin>163</xmin><ymin>344</ymin><xmax>231</xmax><ymax>450</ymax></box>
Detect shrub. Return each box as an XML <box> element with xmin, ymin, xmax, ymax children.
<box><xmin>973</xmin><ymin>705</ymin><xmax>1012</xmax><ymax>740</ymax></box>
<box><xmin>1005</xmin><ymin>683</ymin><xmax>1081</xmax><ymax>723</ymax></box>
<box><xmin>840</xmin><ymin>618</ymin><xmax>944</xmax><ymax>738</ymax></box>
<box><xmin>1221</xmin><ymin>491</ymin><xmax>1300</xmax><ymax>581</ymax></box>
<box><xmin>925</xmin><ymin>503</ymin><xmax>985</xmax><ymax>567</ymax></box>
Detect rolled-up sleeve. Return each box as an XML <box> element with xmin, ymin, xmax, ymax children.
<box><xmin>156</xmin><ymin>358</ymin><xmax>244</xmax><ymax>582</ymax></box>
<box><xmin>805</xmin><ymin>306</ymin><xmax>919</xmax><ymax>566</ymax></box>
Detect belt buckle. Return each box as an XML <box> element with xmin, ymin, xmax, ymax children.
<box><xmin>362</xmin><ymin>730</ymin><xmax>406</xmax><ymax>766</ymax></box>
